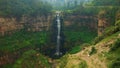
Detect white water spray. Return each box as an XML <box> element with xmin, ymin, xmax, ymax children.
<box><xmin>55</xmin><ymin>11</ymin><xmax>62</xmax><ymax>56</ymax></box>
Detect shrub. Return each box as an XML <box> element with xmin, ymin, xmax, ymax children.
<box><xmin>110</xmin><ymin>39</ymin><xmax>120</xmax><ymax>52</ymax></box>
<box><xmin>79</xmin><ymin>60</ymin><xmax>88</xmax><ymax>68</ymax></box>
<box><xmin>89</xmin><ymin>47</ymin><xmax>97</xmax><ymax>55</ymax></box>
<box><xmin>115</xmin><ymin>20</ymin><xmax>120</xmax><ymax>30</ymax></box>
<box><xmin>109</xmin><ymin>58</ymin><xmax>120</xmax><ymax>68</ymax></box>
<box><xmin>108</xmin><ymin>38</ymin><xmax>120</xmax><ymax>68</ymax></box>
<box><xmin>103</xmin><ymin>26</ymin><xmax>119</xmax><ymax>37</ymax></box>
<box><xmin>59</xmin><ymin>55</ymin><xmax>68</xmax><ymax>68</ymax></box>
<box><xmin>69</xmin><ymin>43</ymin><xmax>90</xmax><ymax>54</ymax></box>
<box><xmin>92</xmin><ymin>35</ymin><xmax>104</xmax><ymax>45</ymax></box>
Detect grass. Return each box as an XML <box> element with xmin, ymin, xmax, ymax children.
<box><xmin>69</xmin><ymin>46</ymin><xmax>81</xmax><ymax>54</ymax></box>
<box><xmin>107</xmin><ymin>50</ymin><xmax>120</xmax><ymax>68</ymax></box>
<box><xmin>100</xmin><ymin>31</ymin><xmax>120</xmax><ymax>68</ymax></box>
<box><xmin>59</xmin><ymin>55</ymin><xmax>69</xmax><ymax>68</ymax></box>
<box><xmin>107</xmin><ymin>38</ymin><xmax>120</xmax><ymax>68</ymax></box>
<box><xmin>69</xmin><ymin>43</ymin><xmax>90</xmax><ymax>54</ymax></box>
<box><xmin>110</xmin><ymin>39</ymin><xmax>120</xmax><ymax>52</ymax></box>
<box><xmin>59</xmin><ymin>55</ymin><xmax>88</xmax><ymax>68</ymax></box>
<box><xmin>93</xmin><ymin>31</ymin><xmax>120</xmax><ymax>47</ymax></box>
<box><xmin>79</xmin><ymin>60</ymin><xmax>88</xmax><ymax>68</ymax></box>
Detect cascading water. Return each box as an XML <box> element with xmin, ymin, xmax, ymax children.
<box><xmin>55</xmin><ymin>11</ymin><xmax>62</xmax><ymax>56</ymax></box>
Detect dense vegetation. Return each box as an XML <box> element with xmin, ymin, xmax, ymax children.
<box><xmin>0</xmin><ymin>30</ymin><xmax>48</xmax><ymax>53</ymax></box>
<box><xmin>0</xmin><ymin>0</ymin><xmax>52</xmax><ymax>18</ymax></box>
<box><xmin>64</xmin><ymin>27</ymin><xmax>97</xmax><ymax>54</ymax></box>
<box><xmin>0</xmin><ymin>0</ymin><xmax>120</xmax><ymax>68</ymax></box>
<box><xmin>92</xmin><ymin>0</ymin><xmax>120</xmax><ymax>6</ymax></box>
<box><xmin>13</xmin><ymin>50</ymin><xmax>51</xmax><ymax>68</ymax></box>
<box><xmin>0</xmin><ymin>31</ymin><xmax>50</xmax><ymax>68</ymax></box>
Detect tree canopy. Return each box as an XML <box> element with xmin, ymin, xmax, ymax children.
<box><xmin>0</xmin><ymin>0</ymin><xmax>52</xmax><ymax>17</ymax></box>
<box><xmin>92</xmin><ymin>0</ymin><xmax>120</xmax><ymax>6</ymax></box>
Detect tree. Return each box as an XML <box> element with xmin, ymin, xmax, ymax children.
<box><xmin>92</xmin><ymin>0</ymin><xmax>120</xmax><ymax>6</ymax></box>
<box><xmin>0</xmin><ymin>0</ymin><xmax>52</xmax><ymax>17</ymax></box>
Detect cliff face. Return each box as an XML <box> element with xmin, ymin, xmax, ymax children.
<box><xmin>97</xmin><ymin>10</ymin><xmax>114</xmax><ymax>36</ymax></box>
<box><xmin>0</xmin><ymin>18</ymin><xmax>21</xmax><ymax>36</ymax></box>
<box><xmin>98</xmin><ymin>18</ymin><xmax>109</xmax><ymax>36</ymax></box>
<box><xmin>0</xmin><ymin>14</ymin><xmax>98</xmax><ymax>36</ymax></box>
<box><xmin>0</xmin><ymin>15</ymin><xmax>53</xmax><ymax>36</ymax></box>
<box><xmin>64</xmin><ymin>15</ymin><xmax>98</xmax><ymax>30</ymax></box>
<box><xmin>0</xmin><ymin>12</ymin><xmax>113</xmax><ymax>36</ymax></box>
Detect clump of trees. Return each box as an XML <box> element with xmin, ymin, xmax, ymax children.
<box><xmin>92</xmin><ymin>0</ymin><xmax>120</xmax><ymax>6</ymax></box>
<box><xmin>0</xmin><ymin>0</ymin><xmax>52</xmax><ymax>18</ymax></box>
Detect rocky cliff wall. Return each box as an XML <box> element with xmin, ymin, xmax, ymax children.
<box><xmin>64</xmin><ymin>15</ymin><xmax>98</xmax><ymax>30</ymax></box>
<box><xmin>0</xmin><ymin>15</ymin><xmax>53</xmax><ymax>36</ymax></box>
<box><xmin>98</xmin><ymin>18</ymin><xmax>109</xmax><ymax>36</ymax></box>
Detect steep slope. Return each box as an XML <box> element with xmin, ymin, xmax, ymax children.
<box><xmin>13</xmin><ymin>50</ymin><xmax>52</xmax><ymax>68</ymax></box>
<box><xmin>57</xmin><ymin>21</ymin><xmax>120</xmax><ymax>68</ymax></box>
<box><xmin>1</xmin><ymin>49</ymin><xmax>52</xmax><ymax>68</ymax></box>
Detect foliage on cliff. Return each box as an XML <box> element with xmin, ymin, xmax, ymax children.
<box><xmin>14</xmin><ymin>50</ymin><xmax>51</xmax><ymax>68</ymax></box>
<box><xmin>0</xmin><ymin>31</ymin><xmax>50</xmax><ymax>68</ymax></box>
<box><xmin>0</xmin><ymin>0</ymin><xmax>52</xmax><ymax>18</ymax></box>
<box><xmin>0</xmin><ymin>31</ymin><xmax>48</xmax><ymax>53</ymax></box>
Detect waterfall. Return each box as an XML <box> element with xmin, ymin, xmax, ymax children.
<box><xmin>55</xmin><ymin>11</ymin><xmax>62</xmax><ymax>56</ymax></box>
